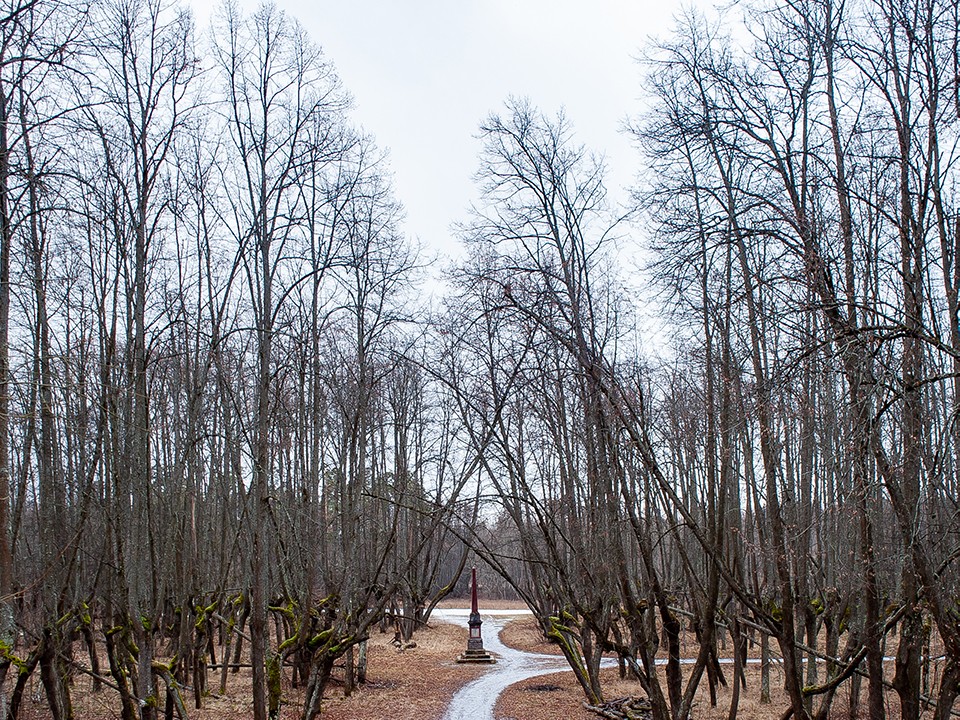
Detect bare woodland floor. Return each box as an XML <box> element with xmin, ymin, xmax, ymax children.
<box><xmin>7</xmin><ymin>607</ymin><xmax>955</xmax><ymax>719</ymax></box>
<box><xmin>496</xmin><ymin>616</ymin><xmax>958</xmax><ymax>720</ymax></box>
<box><xmin>7</xmin><ymin>619</ymin><xmax>482</xmax><ymax>720</ymax></box>
<box><xmin>495</xmin><ymin>664</ymin><xmax>906</xmax><ymax>720</ymax></box>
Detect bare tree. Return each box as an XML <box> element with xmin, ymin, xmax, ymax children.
<box><xmin>212</xmin><ymin>2</ymin><xmax>348</xmax><ymax>716</ymax></box>
<box><xmin>637</xmin><ymin>1</ymin><xmax>960</xmax><ymax>717</ymax></box>
<box><xmin>77</xmin><ymin>1</ymin><xmax>197</xmax><ymax>715</ymax></box>
<box><xmin>448</xmin><ymin>99</ymin><xmax>651</xmax><ymax>708</ymax></box>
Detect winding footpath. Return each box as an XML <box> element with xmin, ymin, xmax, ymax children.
<box><xmin>433</xmin><ymin>609</ymin><xmax>799</xmax><ymax>720</ymax></box>
<box><xmin>435</xmin><ymin>609</ymin><xmax>588</xmax><ymax>720</ymax></box>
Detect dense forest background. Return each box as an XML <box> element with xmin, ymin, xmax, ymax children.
<box><xmin>0</xmin><ymin>0</ymin><xmax>958</xmax><ymax>719</ymax></box>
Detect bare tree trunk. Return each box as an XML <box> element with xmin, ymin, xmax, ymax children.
<box><xmin>0</xmin><ymin>62</ymin><xmax>14</xmax><ymax>719</ymax></box>
<box><xmin>760</xmin><ymin>632</ymin><xmax>770</xmax><ymax>704</ymax></box>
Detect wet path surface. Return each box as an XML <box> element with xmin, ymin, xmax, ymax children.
<box><xmin>434</xmin><ymin>609</ymin><xmax>580</xmax><ymax>720</ymax></box>
<box><xmin>433</xmin><ymin>609</ymin><xmax>781</xmax><ymax>720</ymax></box>
<box><xmin>433</xmin><ymin>609</ymin><xmax>858</xmax><ymax>720</ymax></box>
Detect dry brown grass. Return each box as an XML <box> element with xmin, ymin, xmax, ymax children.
<box><xmin>494</xmin><ymin>664</ymin><xmax>916</xmax><ymax>720</ymax></box>
<box><xmin>9</xmin><ymin>614</ymin><xmax>483</xmax><ymax>720</ymax></box>
<box><xmin>11</xmin><ymin>608</ymin><xmax>951</xmax><ymax>719</ymax></box>
<box><xmin>493</xmin><ymin>616</ymin><xmax>927</xmax><ymax>720</ymax></box>
<box><xmin>320</xmin><ymin>621</ymin><xmax>485</xmax><ymax>720</ymax></box>
<box><xmin>498</xmin><ymin>614</ymin><xmax>562</xmax><ymax>657</ymax></box>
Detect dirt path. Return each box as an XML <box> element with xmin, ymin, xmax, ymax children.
<box><xmin>435</xmin><ymin>609</ymin><xmax>592</xmax><ymax>720</ymax></box>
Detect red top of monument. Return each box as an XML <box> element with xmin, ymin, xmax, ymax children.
<box><xmin>471</xmin><ymin>566</ymin><xmax>478</xmax><ymax>614</ymax></box>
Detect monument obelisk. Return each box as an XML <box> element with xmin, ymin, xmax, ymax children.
<box><xmin>457</xmin><ymin>567</ymin><xmax>494</xmax><ymax>663</ymax></box>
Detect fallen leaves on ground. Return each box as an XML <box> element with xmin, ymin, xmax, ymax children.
<box><xmin>10</xmin><ymin>614</ymin><xmax>483</xmax><ymax>720</ymax></box>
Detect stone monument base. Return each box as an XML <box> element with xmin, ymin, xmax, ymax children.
<box><xmin>456</xmin><ymin>648</ymin><xmax>495</xmax><ymax>664</ymax></box>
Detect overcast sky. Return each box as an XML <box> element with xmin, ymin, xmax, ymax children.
<box><xmin>193</xmin><ymin>0</ymin><xmax>709</xmax><ymax>267</ymax></box>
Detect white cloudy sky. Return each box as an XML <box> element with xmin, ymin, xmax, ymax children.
<box><xmin>192</xmin><ymin>0</ymin><xmax>714</xmax><ymax>265</ymax></box>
